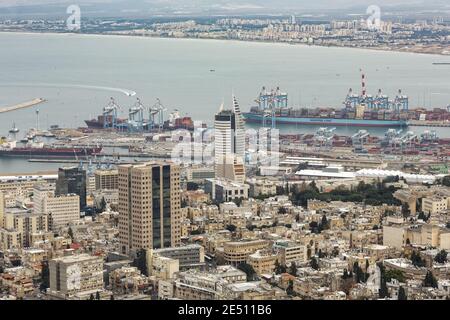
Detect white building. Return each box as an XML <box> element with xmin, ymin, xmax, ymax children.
<box><xmin>49</xmin><ymin>252</ymin><xmax>104</xmax><ymax>299</ymax></box>
<box><xmin>214</xmin><ymin>96</ymin><xmax>246</xmax><ymax>183</ymax></box>
<box><xmin>33</xmin><ymin>184</ymin><xmax>80</xmax><ymax>230</ymax></box>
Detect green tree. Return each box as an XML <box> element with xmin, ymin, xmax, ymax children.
<box><xmin>423</xmin><ymin>270</ymin><xmax>438</xmax><ymax>288</ymax></box>
<box><xmin>233</xmin><ymin>197</ymin><xmax>243</xmax><ymax>207</ymax></box>
<box><xmin>288</xmin><ymin>263</ymin><xmax>298</xmax><ymax>277</ymax></box>
<box><xmin>278</xmin><ymin>207</ymin><xmax>287</xmax><ymax>214</ymax></box>
<box><xmin>68</xmin><ymin>227</ymin><xmax>74</xmax><ymax>240</ymax></box>
<box><xmin>442</xmin><ymin>176</ymin><xmax>450</xmax><ymax>187</ymax></box>
<box><xmin>320</xmin><ymin>215</ymin><xmax>329</xmax><ymax>231</ymax></box>
<box><xmin>99</xmin><ymin>197</ymin><xmax>107</xmax><ymax>212</ymax></box>
<box><xmin>237</xmin><ymin>262</ymin><xmax>257</xmax><ymax>281</ymax></box>
<box><xmin>385</xmin><ymin>269</ymin><xmax>406</xmax><ymax>283</ymax></box>
<box><xmin>398</xmin><ymin>286</ymin><xmax>407</xmax><ymax>300</ymax></box>
<box><xmin>434</xmin><ymin>250</ymin><xmax>448</xmax><ymax>264</ymax></box>
<box><xmin>378</xmin><ymin>262</ymin><xmax>389</xmax><ymax>299</ymax></box>
<box><xmin>401</xmin><ymin>203</ymin><xmax>410</xmax><ymax>218</ymax></box>
<box><xmin>286</xmin><ymin>280</ymin><xmax>294</xmax><ymax>296</ymax></box>
<box><xmin>310</xmin><ymin>257</ymin><xmax>319</xmax><ymax>270</ymax></box>
<box><xmin>411</xmin><ymin>251</ymin><xmax>425</xmax><ymax>268</ymax></box>
<box><xmin>89</xmin><ymin>293</ymin><xmax>95</xmax><ymax>300</ymax></box>
<box><xmin>110</xmin><ymin>295</ymin><xmax>115</xmax><ymax>300</ymax></box>
<box><xmin>274</xmin><ymin>260</ymin><xmax>287</xmax><ymax>274</ymax></box>
<box><xmin>96</xmin><ymin>291</ymin><xmax>101</xmax><ymax>300</ymax></box>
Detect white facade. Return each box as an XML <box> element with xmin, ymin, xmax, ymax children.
<box><xmin>33</xmin><ymin>184</ymin><xmax>80</xmax><ymax>230</ymax></box>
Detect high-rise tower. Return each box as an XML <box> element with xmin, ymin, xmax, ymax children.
<box><xmin>118</xmin><ymin>162</ymin><xmax>181</xmax><ymax>255</ymax></box>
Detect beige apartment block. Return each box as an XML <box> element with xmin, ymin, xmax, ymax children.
<box><xmin>422</xmin><ymin>196</ymin><xmax>448</xmax><ymax>215</ymax></box>
<box><xmin>49</xmin><ymin>252</ymin><xmax>104</xmax><ymax>298</ymax></box>
<box><xmin>247</xmin><ymin>250</ymin><xmax>278</xmax><ymax>275</ymax></box>
<box><xmin>95</xmin><ymin>169</ymin><xmax>119</xmax><ymax>190</ymax></box>
<box><xmin>223</xmin><ymin>240</ymin><xmax>271</xmax><ymax>265</ymax></box>
<box><xmin>118</xmin><ymin>162</ymin><xmax>181</xmax><ymax>255</ymax></box>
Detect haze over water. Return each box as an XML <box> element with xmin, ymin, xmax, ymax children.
<box><xmin>0</xmin><ymin>32</ymin><xmax>449</xmax><ymax>173</ymax></box>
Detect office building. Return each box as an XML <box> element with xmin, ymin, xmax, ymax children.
<box><xmin>118</xmin><ymin>162</ymin><xmax>181</xmax><ymax>255</ymax></box>
<box><xmin>214</xmin><ymin>97</ymin><xmax>246</xmax><ymax>183</ymax></box>
<box><xmin>56</xmin><ymin>166</ymin><xmax>87</xmax><ymax>209</ymax></box>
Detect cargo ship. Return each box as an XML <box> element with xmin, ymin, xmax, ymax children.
<box><xmin>0</xmin><ymin>140</ymin><xmax>102</xmax><ymax>159</ymax></box>
<box><xmin>85</xmin><ymin>115</ymin><xmax>127</xmax><ymax>129</ymax></box>
<box><xmin>242</xmin><ymin>80</ymin><xmax>410</xmax><ymax>128</ymax></box>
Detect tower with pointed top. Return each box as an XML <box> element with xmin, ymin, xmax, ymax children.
<box><xmin>214</xmin><ymin>96</ymin><xmax>246</xmax><ymax>183</ymax></box>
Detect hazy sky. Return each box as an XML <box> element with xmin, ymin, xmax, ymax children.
<box><xmin>0</xmin><ymin>0</ymin><xmax>444</xmax><ymax>8</ymax></box>
<box><xmin>0</xmin><ymin>0</ymin><xmax>447</xmax><ymax>16</ymax></box>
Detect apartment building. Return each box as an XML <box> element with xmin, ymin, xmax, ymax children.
<box><xmin>49</xmin><ymin>252</ymin><xmax>104</xmax><ymax>299</ymax></box>
<box><xmin>247</xmin><ymin>250</ymin><xmax>278</xmax><ymax>275</ymax></box>
<box><xmin>422</xmin><ymin>196</ymin><xmax>449</xmax><ymax>215</ymax></box>
<box><xmin>222</xmin><ymin>240</ymin><xmax>271</xmax><ymax>265</ymax></box>
<box><xmin>273</xmin><ymin>240</ymin><xmax>308</xmax><ymax>265</ymax></box>
<box><xmin>0</xmin><ymin>208</ymin><xmax>48</xmax><ymax>250</ymax></box>
<box><xmin>94</xmin><ymin>169</ymin><xmax>119</xmax><ymax>190</ymax></box>
<box><xmin>148</xmin><ymin>244</ymin><xmax>205</xmax><ymax>270</ymax></box>
<box><xmin>205</xmin><ymin>178</ymin><xmax>249</xmax><ymax>203</ymax></box>
<box><xmin>33</xmin><ymin>184</ymin><xmax>80</xmax><ymax>230</ymax></box>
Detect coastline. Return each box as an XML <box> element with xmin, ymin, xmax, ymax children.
<box><xmin>0</xmin><ymin>30</ymin><xmax>448</xmax><ymax>58</ymax></box>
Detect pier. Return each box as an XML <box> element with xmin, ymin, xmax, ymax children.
<box><xmin>0</xmin><ymin>98</ymin><xmax>46</xmax><ymax>114</ymax></box>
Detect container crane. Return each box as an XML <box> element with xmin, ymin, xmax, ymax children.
<box><xmin>352</xmin><ymin>130</ymin><xmax>370</xmax><ymax>153</ymax></box>
<box><xmin>103</xmin><ymin>97</ymin><xmax>120</xmax><ymax>129</ymax></box>
<box><xmin>128</xmin><ymin>98</ymin><xmax>145</xmax><ymax>132</ymax></box>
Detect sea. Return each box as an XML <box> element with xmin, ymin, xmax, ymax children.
<box><xmin>0</xmin><ymin>32</ymin><xmax>449</xmax><ymax>173</ymax></box>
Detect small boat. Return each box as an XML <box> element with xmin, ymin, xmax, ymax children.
<box><xmin>9</xmin><ymin>123</ymin><xmax>19</xmax><ymax>134</ymax></box>
<box><xmin>210</xmin><ymin>69</ymin><xmax>216</xmax><ymax>72</ymax></box>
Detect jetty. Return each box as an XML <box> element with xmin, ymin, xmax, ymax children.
<box><xmin>0</xmin><ymin>98</ymin><xmax>46</xmax><ymax>114</ymax></box>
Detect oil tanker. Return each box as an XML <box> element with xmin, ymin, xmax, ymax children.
<box><xmin>242</xmin><ymin>83</ymin><xmax>410</xmax><ymax>128</ymax></box>
<box><xmin>0</xmin><ymin>140</ymin><xmax>102</xmax><ymax>158</ymax></box>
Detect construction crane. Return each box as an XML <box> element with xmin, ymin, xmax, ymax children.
<box><xmin>103</xmin><ymin>97</ymin><xmax>120</xmax><ymax>129</ymax></box>
<box><xmin>352</xmin><ymin>130</ymin><xmax>370</xmax><ymax>153</ymax></box>
<box><xmin>128</xmin><ymin>98</ymin><xmax>145</xmax><ymax>132</ymax></box>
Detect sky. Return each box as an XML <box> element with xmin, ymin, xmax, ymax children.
<box><xmin>0</xmin><ymin>0</ymin><xmax>447</xmax><ymax>17</ymax></box>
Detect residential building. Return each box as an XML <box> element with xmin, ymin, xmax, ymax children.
<box><xmin>48</xmin><ymin>252</ymin><xmax>104</xmax><ymax>299</ymax></box>
<box><xmin>247</xmin><ymin>250</ymin><xmax>278</xmax><ymax>275</ymax></box>
<box><xmin>205</xmin><ymin>178</ymin><xmax>249</xmax><ymax>203</ymax></box>
<box><xmin>95</xmin><ymin>169</ymin><xmax>119</xmax><ymax>190</ymax></box>
<box><xmin>222</xmin><ymin>240</ymin><xmax>271</xmax><ymax>265</ymax></box>
<box><xmin>33</xmin><ymin>184</ymin><xmax>80</xmax><ymax>230</ymax></box>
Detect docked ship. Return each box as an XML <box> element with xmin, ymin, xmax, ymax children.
<box><xmin>0</xmin><ymin>139</ymin><xmax>102</xmax><ymax>158</ymax></box>
<box><xmin>85</xmin><ymin>114</ymin><xmax>127</xmax><ymax>129</ymax></box>
<box><xmin>242</xmin><ymin>80</ymin><xmax>410</xmax><ymax>128</ymax></box>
